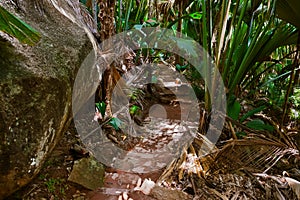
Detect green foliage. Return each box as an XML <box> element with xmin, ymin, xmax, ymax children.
<box><xmin>290</xmin><ymin>87</ymin><xmax>300</xmax><ymax>119</ymax></box>
<box><xmin>227</xmin><ymin>97</ymin><xmax>241</xmax><ymax>121</ymax></box>
<box><xmin>95</xmin><ymin>101</ymin><xmax>106</xmax><ymax>117</ymax></box>
<box><xmin>80</xmin><ymin>0</ymin><xmax>298</xmax><ymax>134</ymax></box>
<box><xmin>175</xmin><ymin>64</ymin><xmax>188</xmax><ymax>72</ymax></box>
<box><xmin>115</xmin><ymin>0</ymin><xmax>154</xmax><ymax>32</ymax></box>
<box><xmin>246</xmin><ymin>119</ymin><xmax>274</xmax><ymax>131</ymax></box>
<box><xmin>290</xmin><ymin>87</ymin><xmax>300</xmax><ymax>108</ymax></box>
<box><xmin>227</xmin><ymin>22</ymin><xmax>296</xmax><ymax>96</ymax></box>
<box><xmin>178</xmin><ymin>0</ymin><xmax>297</xmax><ymax>100</ymax></box>
<box><xmin>128</xmin><ymin>88</ymin><xmax>144</xmax><ymax>101</ymax></box>
<box><xmin>40</xmin><ymin>176</ymin><xmax>67</xmax><ymax>197</ymax></box>
<box><xmin>227</xmin><ymin>97</ymin><xmax>273</xmax><ymax>132</ymax></box>
<box><xmin>0</xmin><ymin>5</ymin><xmax>41</xmax><ymax>45</ymax></box>
<box><xmin>109</xmin><ymin>117</ymin><xmax>123</xmax><ymax>130</ymax></box>
<box><xmin>129</xmin><ymin>105</ymin><xmax>140</xmax><ymax>115</ymax></box>
<box><xmin>45</xmin><ymin>178</ymin><xmax>59</xmax><ymax>193</ymax></box>
<box><xmin>189</xmin><ymin>12</ymin><xmax>202</xmax><ymax>20</ymax></box>
<box><xmin>240</xmin><ymin>105</ymin><xmax>267</xmax><ymax>122</ymax></box>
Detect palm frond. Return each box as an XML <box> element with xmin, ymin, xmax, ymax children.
<box><xmin>208</xmin><ymin>137</ymin><xmax>299</xmax><ymax>174</ymax></box>
<box><xmin>0</xmin><ymin>5</ymin><xmax>40</xmax><ymax>45</ymax></box>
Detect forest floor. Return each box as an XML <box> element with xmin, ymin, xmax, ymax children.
<box><xmin>6</xmin><ymin>77</ymin><xmax>300</xmax><ymax>200</ymax></box>
<box><xmin>7</xmin><ymin>118</ymin><xmax>300</xmax><ymax>200</ymax></box>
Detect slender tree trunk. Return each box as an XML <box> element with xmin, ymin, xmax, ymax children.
<box><xmin>281</xmin><ymin>31</ymin><xmax>300</xmax><ymax>127</ymax></box>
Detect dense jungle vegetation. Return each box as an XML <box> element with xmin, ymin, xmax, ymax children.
<box><xmin>1</xmin><ymin>0</ymin><xmax>299</xmax><ymax>199</ymax></box>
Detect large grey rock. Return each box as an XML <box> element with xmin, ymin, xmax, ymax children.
<box><xmin>0</xmin><ymin>0</ymin><xmax>92</xmax><ymax>198</ymax></box>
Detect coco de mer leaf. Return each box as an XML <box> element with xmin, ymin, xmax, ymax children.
<box><xmin>0</xmin><ymin>5</ymin><xmax>41</xmax><ymax>45</ymax></box>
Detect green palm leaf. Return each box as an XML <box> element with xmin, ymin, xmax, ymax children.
<box><xmin>0</xmin><ymin>5</ymin><xmax>41</xmax><ymax>45</ymax></box>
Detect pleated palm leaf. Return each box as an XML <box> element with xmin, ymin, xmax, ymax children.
<box><xmin>209</xmin><ymin>0</ymin><xmax>297</xmax><ymax>98</ymax></box>
<box><xmin>172</xmin><ymin>0</ymin><xmax>297</xmax><ymax>100</ymax></box>
<box><xmin>0</xmin><ymin>5</ymin><xmax>40</xmax><ymax>45</ymax></box>
<box><xmin>207</xmin><ymin>136</ymin><xmax>299</xmax><ymax>173</ymax></box>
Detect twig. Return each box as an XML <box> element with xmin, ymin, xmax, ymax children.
<box><xmin>228</xmin><ymin>121</ymin><xmax>237</xmax><ymax>139</ymax></box>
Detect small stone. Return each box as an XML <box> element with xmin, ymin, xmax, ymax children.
<box><xmin>68</xmin><ymin>157</ymin><xmax>105</xmax><ymax>190</ymax></box>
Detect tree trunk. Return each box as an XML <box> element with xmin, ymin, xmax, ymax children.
<box><xmin>97</xmin><ymin>0</ymin><xmax>116</xmax><ymax>117</ymax></box>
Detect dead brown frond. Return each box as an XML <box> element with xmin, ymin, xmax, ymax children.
<box><xmin>208</xmin><ymin>137</ymin><xmax>299</xmax><ymax>174</ymax></box>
